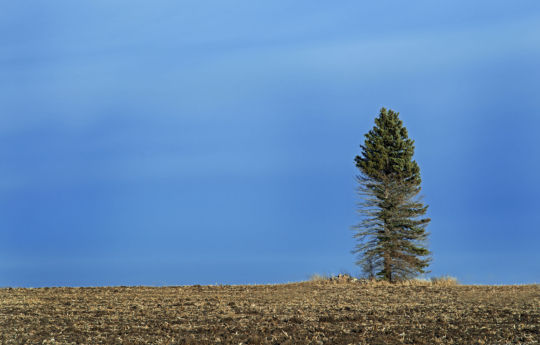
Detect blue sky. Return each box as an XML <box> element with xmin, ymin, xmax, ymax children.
<box><xmin>1</xmin><ymin>1</ymin><xmax>539</xmax><ymax>287</ymax></box>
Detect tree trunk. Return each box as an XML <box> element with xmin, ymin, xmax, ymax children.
<box><xmin>384</xmin><ymin>253</ymin><xmax>392</xmax><ymax>282</ymax></box>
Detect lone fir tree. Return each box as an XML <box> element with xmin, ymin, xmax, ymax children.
<box><xmin>353</xmin><ymin>108</ymin><xmax>431</xmax><ymax>282</ymax></box>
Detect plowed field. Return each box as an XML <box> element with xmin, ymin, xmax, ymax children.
<box><xmin>1</xmin><ymin>281</ymin><xmax>538</xmax><ymax>344</ymax></box>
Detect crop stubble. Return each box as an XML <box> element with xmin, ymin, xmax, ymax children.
<box><xmin>0</xmin><ymin>281</ymin><xmax>538</xmax><ymax>344</ymax></box>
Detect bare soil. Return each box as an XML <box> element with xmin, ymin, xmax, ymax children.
<box><xmin>0</xmin><ymin>281</ymin><xmax>538</xmax><ymax>344</ymax></box>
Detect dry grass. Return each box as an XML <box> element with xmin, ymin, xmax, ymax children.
<box><xmin>310</xmin><ymin>274</ymin><xmax>459</xmax><ymax>286</ymax></box>
<box><xmin>430</xmin><ymin>276</ymin><xmax>459</xmax><ymax>286</ymax></box>
<box><xmin>0</xmin><ymin>281</ymin><xmax>538</xmax><ymax>345</ymax></box>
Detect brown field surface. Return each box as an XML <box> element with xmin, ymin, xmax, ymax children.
<box><xmin>0</xmin><ymin>280</ymin><xmax>538</xmax><ymax>345</ymax></box>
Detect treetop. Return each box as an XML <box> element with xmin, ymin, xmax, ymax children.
<box><xmin>355</xmin><ymin>107</ymin><xmax>420</xmax><ymax>183</ymax></box>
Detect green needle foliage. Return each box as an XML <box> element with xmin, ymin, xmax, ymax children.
<box><xmin>353</xmin><ymin>108</ymin><xmax>431</xmax><ymax>282</ymax></box>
